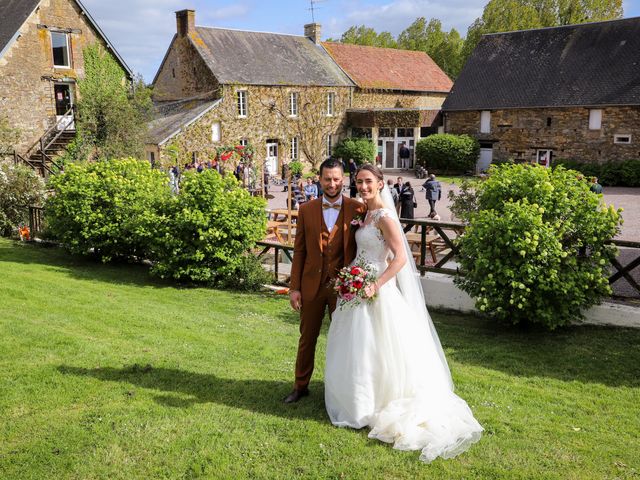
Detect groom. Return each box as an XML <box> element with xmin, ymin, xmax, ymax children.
<box><xmin>284</xmin><ymin>158</ymin><xmax>366</xmax><ymax>403</ymax></box>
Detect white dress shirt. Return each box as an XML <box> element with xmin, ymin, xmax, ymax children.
<box><xmin>322</xmin><ymin>196</ymin><xmax>343</xmax><ymax>231</ymax></box>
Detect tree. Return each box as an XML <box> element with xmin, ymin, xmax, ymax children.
<box><xmin>338</xmin><ymin>25</ymin><xmax>398</xmax><ymax>48</ymax></box>
<box><xmin>74</xmin><ymin>44</ymin><xmax>153</xmax><ymax>161</ymax></box>
<box><xmin>462</xmin><ymin>0</ymin><xmax>623</xmax><ymax>65</ymax></box>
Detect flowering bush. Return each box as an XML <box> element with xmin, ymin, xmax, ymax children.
<box><xmin>455</xmin><ymin>164</ymin><xmax>622</xmax><ymax>329</ymax></box>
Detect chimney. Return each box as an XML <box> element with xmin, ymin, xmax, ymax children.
<box><xmin>304</xmin><ymin>23</ymin><xmax>321</xmax><ymax>45</ymax></box>
<box><xmin>176</xmin><ymin>9</ymin><xmax>195</xmax><ymax>37</ymax></box>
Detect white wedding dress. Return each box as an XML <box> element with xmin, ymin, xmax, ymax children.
<box><xmin>325</xmin><ymin>207</ymin><xmax>483</xmax><ymax>463</ymax></box>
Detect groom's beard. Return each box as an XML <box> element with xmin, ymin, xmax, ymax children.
<box><xmin>323</xmin><ymin>190</ymin><xmax>341</xmax><ymax>202</ymax></box>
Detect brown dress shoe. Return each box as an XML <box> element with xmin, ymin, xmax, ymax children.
<box><xmin>283</xmin><ymin>388</ymin><xmax>309</xmax><ymax>404</ymax></box>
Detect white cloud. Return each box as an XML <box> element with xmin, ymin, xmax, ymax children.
<box><xmin>324</xmin><ymin>0</ymin><xmax>485</xmax><ymax>39</ymax></box>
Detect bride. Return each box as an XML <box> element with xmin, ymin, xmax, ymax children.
<box><xmin>324</xmin><ymin>164</ymin><xmax>483</xmax><ymax>463</ymax></box>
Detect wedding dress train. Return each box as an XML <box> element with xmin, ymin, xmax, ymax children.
<box><xmin>325</xmin><ymin>208</ymin><xmax>483</xmax><ymax>463</ymax></box>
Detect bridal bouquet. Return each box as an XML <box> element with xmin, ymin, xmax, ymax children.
<box><xmin>334</xmin><ymin>261</ymin><xmax>377</xmax><ymax>308</ymax></box>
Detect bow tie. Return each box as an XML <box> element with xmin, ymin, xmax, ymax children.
<box><xmin>322</xmin><ymin>203</ymin><xmax>341</xmax><ymax>210</ymax></box>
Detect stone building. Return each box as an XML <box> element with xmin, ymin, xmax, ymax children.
<box><xmin>322</xmin><ymin>42</ymin><xmax>452</xmax><ymax>169</ymax></box>
<box><xmin>0</xmin><ymin>0</ymin><xmax>132</xmax><ymax>164</ymax></box>
<box><xmin>442</xmin><ymin>17</ymin><xmax>640</xmax><ymax>172</ymax></box>
<box><xmin>147</xmin><ymin>10</ymin><xmax>452</xmax><ymax>173</ymax></box>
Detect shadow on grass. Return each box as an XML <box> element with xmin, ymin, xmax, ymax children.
<box><xmin>57</xmin><ymin>365</ymin><xmax>329</xmax><ymax>422</ymax></box>
<box><xmin>435</xmin><ymin>313</ymin><xmax>640</xmax><ymax>388</ymax></box>
<box><xmin>0</xmin><ymin>239</ymin><xmax>172</xmax><ymax>289</ymax></box>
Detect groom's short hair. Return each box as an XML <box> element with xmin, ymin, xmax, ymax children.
<box><xmin>319</xmin><ymin>158</ymin><xmax>344</xmax><ymax>176</ymax></box>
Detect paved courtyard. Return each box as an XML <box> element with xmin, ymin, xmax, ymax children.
<box><xmin>267</xmin><ymin>173</ymin><xmax>639</xmax><ymax>241</ymax></box>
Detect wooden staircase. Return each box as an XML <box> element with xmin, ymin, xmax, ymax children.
<box><xmin>19</xmin><ymin>107</ymin><xmax>75</xmax><ymax>177</ymax></box>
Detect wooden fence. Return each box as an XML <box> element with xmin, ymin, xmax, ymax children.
<box><xmin>26</xmin><ymin>206</ymin><xmax>640</xmax><ymax>300</ymax></box>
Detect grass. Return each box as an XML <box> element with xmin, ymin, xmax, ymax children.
<box><xmin>1</xmin><ymin>238</ymin><xmax>639</xmax><ymax>479</ymax></box>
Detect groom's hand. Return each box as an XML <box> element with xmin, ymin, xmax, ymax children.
<box><xmin>289</xmin><ymin>290</ymin><xmax>302</xmax><ymax>311</ymax></box>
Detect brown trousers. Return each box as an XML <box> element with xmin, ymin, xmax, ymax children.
<box><xmin>294</xmin><ymin>283</ymin><xmax>337</xmax><ymax>391</ymax></box>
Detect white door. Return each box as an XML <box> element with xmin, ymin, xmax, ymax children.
<box><xmin>478</xmin><ymin>147</ymin><xmax>493</xmax><ymax>173</ymax></box>
<box><xmin>54</xmin><ymin>83</ymin><xmax>74</xmax><ymax>131</ymax></box>
<box><xmin>266</xmin><ymin>142</ymin><xmax>278</xmax><ymax>175</ymax></box>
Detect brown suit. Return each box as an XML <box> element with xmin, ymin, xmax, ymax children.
<box><xmin>290</xmin><ymin>196</ymin><xmax>366</xmax><ymax>391</ymax></box>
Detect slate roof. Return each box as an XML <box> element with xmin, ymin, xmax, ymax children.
<box><xmin>0</xmin><ymin>0</ymin><xmax>132</xmax><ymax>77</ymax></box>
<box><xmin>148</xmin><ymin>98</ymin><xmax>221</xmax><ymax>145</ymax></box>
<box><xmin>0</xmin><ymin>0</ymin><xmax>39</xmax><ymax>56</ymax></box>
<box><xmin>442</xmin><ymin>17</ymin><xmax>640</xmax><ymax>111</ymax></box>
<box><xmin>322</xmin><ymin>41</ymin><xmax>453</xmax><ymax>93</ymax></box>
<box><xmin>188</xmin><ymin>27</ymin><xmax>353</xmax><ymax>87</ymax></box>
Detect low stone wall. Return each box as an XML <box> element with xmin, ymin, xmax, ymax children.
<box><xmin>421</xmin><ymin>272</ymin><xmax>640</xmax><ymax>329</ymax></box>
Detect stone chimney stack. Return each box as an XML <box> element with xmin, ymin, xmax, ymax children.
<box><xmin>304</xmin><ymin>23</ymin><xmax>321</xmax><ymax>44</ymax></box>
<box><xmin>176</xmin><ymin>9</ymin><xmax>195</xmax><ymax>37</ymax></box>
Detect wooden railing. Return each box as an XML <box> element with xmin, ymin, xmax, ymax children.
<box><xmin>24</xmin><ymin>206</ymin><xmax>640</xmax><ymax>300</ymax></box>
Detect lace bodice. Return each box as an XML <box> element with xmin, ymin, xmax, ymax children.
<box><xmin>354</xmin><ymin>208</ymin><xmax>393</xmax><ymax>275</ymax></box>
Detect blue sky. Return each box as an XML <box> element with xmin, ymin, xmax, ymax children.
<box><xmin>82</xmin><ymin>0</ymin><xmax>640</xmax><ymax>82</ymax></box>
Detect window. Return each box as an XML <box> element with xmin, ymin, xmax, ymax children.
<box><xmin>211</xmin><ymin>122</ymin><xmax>221</xmax><ymax>142</ymax></box>
<box><xmin>51</xmin><ymin>32</ymin><xmax>70</xmax><ymax>68</ymax></box>
<box><xmin>289</xmin><ymin>92</ymin><xmax>298</xmax><ymax>117</ymax></box>
<box><xmin>589</xmin><ymin>109</ymin><xmax>602</xmax><ymax>130</ymax></box>
<box><xmin>351</xmin><ymin>127</ymin><xmax>372</xmax><ymax>139</ymax></box>
<box><xmin>147</xmin><ymin>151</ymin><xmax>155</xmax><ymax>164</ymax></box>
<box><xmin>546</xmin><ymin>117</ymin><xmax>552</xmax><ymax>127</ymax></box>
<box><xmin>536</xmin><ymin>149</ymin><xmax>553</xmax><ymax>167</ymax></box>
<box><xmin>326</xmin><ymin>134</ymin><xmax>332</xmax><ymax>156</ymax></box>
<box><xmin>239</xmin><ymin>138</ymin><xmax>248</xmax><ymax>147</ymax></box>
<box><xmin>326</xmin><ymin>92</ymin><xmax>335</xmax><ymax>116</ymax></box>
<box><xmin>480</xmin><ymin>110</ymin><xmax>491</xmax><ymax>133</ymax></box>
<box><xmin>237</xmin><ymin>90</ymin><xmax>248</xmax><ymax>117</ymax></box>
<box><xmin>379</xmin><ymin>128</ymin><xmax>393</xmax><ymax>138</ymax></box>
<box><xmin>291</xmin><ymin>137</ymin><xmax>299</xmax><ymax>160</ymax></box>
<box><xmin>614</xmin><ymin>134</ymin><xmax>632</xmax><ymax>144</ymax></box>
<box><xmin>397</xmin><ymin>128</ymin><xmax>414</xmax><ymax>137</ymax></box>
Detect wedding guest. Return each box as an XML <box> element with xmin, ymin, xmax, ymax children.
<box><xmin>304</xmin><ymin>177</ymin><xmax>318</xmax><ymax>201</ymax></box>
<box><xmin>399</xmin><ymin>181</ymin><xmax>416</xmax><ymax>219</ymax></box>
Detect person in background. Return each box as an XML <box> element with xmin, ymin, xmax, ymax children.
<box><xmin>423</xmin><ymin>174</ymin><xmax>442</xmax><ymax>218</ymax></box>
<box><xmin>590</xmin><ymin>177</ymin><xmax>603</xmax><ymax>194</ymax></box>
<box><xmin>304</xmin><ymin>177</ymin><xmax>318</xmax><ymax>201</ymax></box>
<box><xmin>393</xmin><ymin>176</ymin><xmax>404</xmax><ymax>214</ymax></box>
<box><xmin>398</xmin><ymin>142</ymin><xmax>411</xmax><ymax>170</ymax></box>
<box><xmin>387</xmin><ymin>178</ymin><xmax>399</xmax><ymax>210</ymax></box>
<box><xmin>313</xmin><ymin>174</ymin><xmax>323</xmax><ymax>198</ymax></box>
<box><xmin>348</xmin><ymin>159</ymin><xmax>358</xmax><ymax>198</ymax></box>
<box><xmin>399</xmin><ymin>181</ymin><xmax>416</xmax><ymax>220</ymax></box>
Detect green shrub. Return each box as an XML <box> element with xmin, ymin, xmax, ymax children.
<box><xmin>415</xmin><ymin>134</ymin><xmax>479</xmax><ymax>174</ymax></box>
<box><xmin>0</xmin><ymin>162</ymin><xmax>46</xmax><ymax>236</ymax></box>
<box><xmin>555</xmin><ymin>159</ymin><xmax>640</xmax><ymax>187</ymax></box>
<box><xmin>149</xmin><ymin>170</ymin><xmax>266</xmax><ymax>283</ymax></box>
<box><xmin>333</xmin><ymin>138</ymin><xmax>376</xmax><ymax>164</ymax></box>
<box><xmin>215</xmin><ymin>254</ymin><xmax>273</xmax><ymax>291</ymax></box>
<box><xmin>45</xmin><ymin>158</ymin><xmax>169</xmax><ymax>261</ymax></box>
<box><xmin>455</xmin><ymin>164</ymin><xmax>622</xmax><ymax>329</ymax></box>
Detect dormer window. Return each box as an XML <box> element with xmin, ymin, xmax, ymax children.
<box><xmin>51</xmin><ymin>31</ymin><xmax>70</xmax><ymax>68</ymax></box>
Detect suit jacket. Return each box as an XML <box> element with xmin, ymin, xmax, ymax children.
<box><xmin>423</xmin><ymin>180</ymin><xmax>442</xmax><ymax>201</ymax></box>
<box><xmin>290</xmin><ymin>196</ymin><xmax>366</xmax><ymax>301</ymax></box>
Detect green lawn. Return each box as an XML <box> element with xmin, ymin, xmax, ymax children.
<box><xmin>1</xmin><ymin>238</ymin><xmax>639</xmax><ymax>479</ymax></box>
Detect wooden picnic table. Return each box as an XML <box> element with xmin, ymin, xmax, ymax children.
<box><xmin>267</xmin><ymin>208</ymin><xmax>298</xmax><ymax>222</ymax></box>
<box><xmin>405</xmin><ymin>232</ymin><xmax>441</xmax><ymax>263</ymax></box>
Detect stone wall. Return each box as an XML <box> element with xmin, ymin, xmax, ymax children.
<box><xmin>156</xmin><ymin>84</ymin><xmax>351</xmax><ymax>173</ymax></box>
<box><xmin>152</xmin><ymin>33</ymin><xmax>220</xmax><ymax>102</ymax></box>
<box><xmin>0</xmin><ymin>0</ymin><xmax>122</xmax><ymax>154</ymax></box>
<box><xmin>445</xmin><ymin>106</ymin><xmax>640</xmax><ymax>163</ymax></box>
<box><xmin>352</xmin><ymin>90</ymin><xmax>447</xmax><ymax>109</ymax></box>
